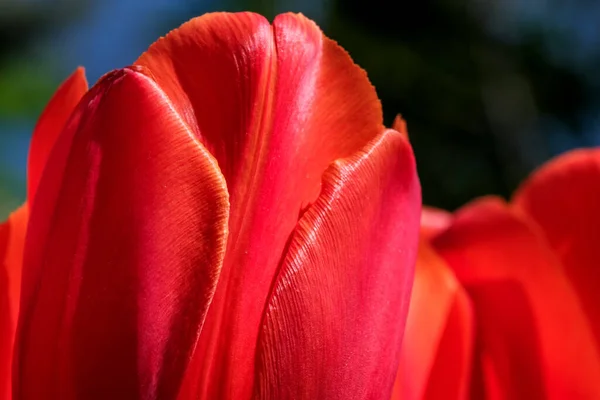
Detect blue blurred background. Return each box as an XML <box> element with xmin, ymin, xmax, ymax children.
<box><xmin>1</xmin><ymin>0</ymin><xmax>599</xmax><ymax>219</ymax></box>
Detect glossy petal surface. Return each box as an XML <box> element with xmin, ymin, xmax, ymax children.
<box><xmin>513</xmin><ymin>149</ymin><xmax>600</xmax><ymax>343</ymax></box>
<box><xmin>14</xmin><ymin>69</ymin><xmax>229</xmax><ymax>399</ymax></box>
<box><xmin>254</xmin><ymin>130</ymin><xmax>420</xmax><ymax>400</ymax></box>
<box><xmin>1</xmin><ymin>206</ymin><xmax>28</xmax><ymax>399</ymax></box>
<box><xmin>27</xmin><ymin>67</ymin><xmax>88</xmax><ymax>203</ymax></box>
<box><xmin>433</xmin><ymin>198</ymin><xmax>600</xmax><ymax>399</ymax></box>
<box><xmin>394</xmin><ymin>240</ymin><xmax>473</xmax><ymax>400</ymax></box>
<box><xmin>136</xmin><ymin>12</ymin><xmax>385</xmax><ymax>398</ymax></box>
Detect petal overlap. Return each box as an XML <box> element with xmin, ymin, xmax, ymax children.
<box><xmin>432</xmin><ymin>198</ymin><xmax>600</xmax><ymax>399</ymax></box>
<box><xmin>394</xmin><ymin>240</ymin><xmax>473</xmax><ymax>400</ymax></box>
<box><xmin>254</xmin><ymin>129</ymin><xmax>420</xmax><ymax>400</ymax></box>
<box><xmin>136</xmin><ymin>12</ymin><xmax>391</xmax><ymax>399</ymax></box>
<box><xmin>513</xmin><ymin>149</ymin><xmax>600</xmax><ymax>344</ymax></box>
<box><xmin>5</xmin><ymin>12</ymin><xmax>421</xmax><ymax>400</ymax></box>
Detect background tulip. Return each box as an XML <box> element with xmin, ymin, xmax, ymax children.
<box><xmin>397</xmin><ymin>149</ymin><xmax>600</xmax><ymax>399</ymax></box>
<box><xmin>1</xmin><ymin>12</ymin><xmax>421</xmax><ymax>400</ymax></box>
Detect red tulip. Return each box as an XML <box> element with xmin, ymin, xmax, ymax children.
<box><xmin>1</xmin><ymin>12</ymin><xmax>421</xmax><ymax>400</ymax></box>
<box><xmin>396</xmin><ymin>149</ymin><xmax>600</xmax><ymax>399</ymax></box>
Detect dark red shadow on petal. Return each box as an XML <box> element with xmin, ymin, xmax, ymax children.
<box><xmin>467</xmin><ymin>281</ymin><xmax>546</xmax><ymax>400</ymax></box>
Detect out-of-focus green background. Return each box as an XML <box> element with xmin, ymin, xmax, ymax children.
<box><xmin>1</xmin><ymin>0</ymin><xmax>599</xmax><ymax>219</ymax></box>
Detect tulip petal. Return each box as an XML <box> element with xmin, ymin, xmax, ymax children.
<box><xmin>423</xmin><ymin>287</ymin><xmax>473</xmax><ymax>400</ymax></box>
<box><xmin>513</xmin><ymin>149</ymin><xmax>600</xmax><ymax>343</ymax></box>
<box><xmin>392</xmin><ymin>115</ymin><xmax>408</xmax><ymax>137</ymax></box>
<box><xmin>27</xmin><ymin>68</ymin><xmax>88</xmax><ymax>202</ymax></box>
<box><xmin>136</xmin><ymin>12</ymin><xmax>385</xmax><ymax>398</ymax></box>
<box><xmin>393</xmin><ymin>241</ymin><xmax>473</xmax><ymax>400</ymax></box>
<box><xmin>253</xmin><ymin>129</ymin><xmax>420</xmax><ymax>400</ymax></box>
<box><xmin>420</xmin><ymin>206</ymin><xmax>453</xmax><ymax>240</ymax></box>
<box><xmin>14</xmin><ymin>69</ymin><xmax>229</xmax><ymax>399</ymax></box>
<box><xmin>432</xmin><ymin>198</ymin><xmax>600</xmax><ymax>399</ymax></box>
<box><xmin>1</xmin><ymin>205</ymin><xmax>28</xmax><ymax>399</ymax></box>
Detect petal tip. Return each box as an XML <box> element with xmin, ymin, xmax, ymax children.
<box><xmin>393</xmin><ymin>114</ymin><xmax>408</xmax><ymax>138</ymax></box>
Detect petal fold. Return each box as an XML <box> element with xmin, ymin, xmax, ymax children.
<box><xmin>513</xmin><ymin>148</ymin><xmax>600</xmax><ymax>343</ymax></box>
<box><xmin>14</xmin><ymin>68</ymin><xmax>229</xmax><ymax>399</ymax></box>
<box><xmin>254</xmin><ymin>129</ymin><xmax>420</xmax><ymax>400</ymax></box>
<box><xmin>432</xmin><ymin>198</ymin><xmax>600</xmax><ymax>399</ymax></box>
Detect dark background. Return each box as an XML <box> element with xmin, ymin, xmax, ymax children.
<box><xmin>1</xmin><ymin>0</ymin><xmax>599</xmax><ymax>218</ymax></box>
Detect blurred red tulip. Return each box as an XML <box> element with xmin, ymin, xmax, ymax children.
<box><xmin>0</xmin><ymin>12</ymin><xmax>421</xmax><ymax>400</ymax></box>
<box><xmin>396</xmin><ymin>149</ymin><xmax>600</xmax><ymax>399</ymax></box>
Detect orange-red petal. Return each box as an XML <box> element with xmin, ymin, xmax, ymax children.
<box><xmin>253</xmin><ymin>129</ymin><xmax>420</xmax><ymax>399</ymax></box>
<box><xmin>513</xmin><ymin>148</ymin><xmax>600</xmax><ymax>344</ymax></box>
<box><xmin>136</xmin><ymin>12</ymin><xmax>385</xmax><ymax>399</ymax></box>
<box><xmin>392</xmin><ymin>115</ymin><xmax>408</xmax><ymax>138</ymax></box>
<box><xmin>432</xmin><ymin>198</ymin><xmax>600</xmax><ymax>399</ymax></box>
<box><xmin>1</xmin><ymin>205</ymin><xmax>28</xmax><ymax>399</ymax></box>
<box><xmin>27</xmin><ymin>67</ymin><xmax>88</xmax><ymax>203</ymax></box>
<box><xmin>393</xmin><ymin>240</ymin><xmax>473</xmax><ymax>400</ymax></box>
<box><xmin>423</xmin><ymin>287</ymin><xmax>473</xmax><ymax>400</ymax></box>
<box><xmin>13</xmin><ymin>68</ymin><xmax>229</xmax><ymax>399</ymax></box>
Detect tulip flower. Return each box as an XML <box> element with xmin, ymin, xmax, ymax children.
<box><xmin>396</xmin><ymin>148</ymin><xmax>600</xmax><ymax>399</ymax></box>
<box><xmin>0</xmin><ymin>12</ymin><xmax>421</xmax><ymax>400</ymax></box>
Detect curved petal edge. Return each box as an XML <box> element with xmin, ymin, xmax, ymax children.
<box><xmin>254</xmin><ymin>129</ymin><xmax>421</xmax><ymax>400</ymax></box>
